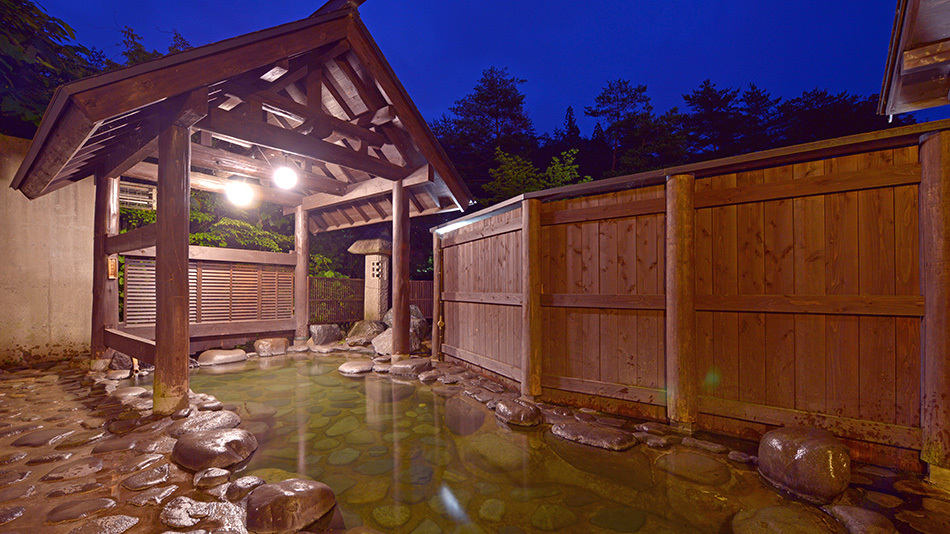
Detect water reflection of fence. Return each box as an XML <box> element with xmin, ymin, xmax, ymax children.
<box><xmin>309</xmin><ymin>278</ymin><xmax>434</xmax><ymax>323</ymax></box>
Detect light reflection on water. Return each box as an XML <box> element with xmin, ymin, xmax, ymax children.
<box><xmin>186</xmin><ymin>353</ymin><xmax>780</xmax><ymax>533</ymax></box>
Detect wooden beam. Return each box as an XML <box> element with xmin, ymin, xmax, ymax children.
<box><xmin>442</xmin><ymin>292</ymin><xmax>523</xmax><ymax>306</ymax></box>
<box><xmin>120</xmin><ymin>318</ymin><xmax>296</xmax><ymax>339</ymax></box>
<box><xmin>322</xmin><ymin>68</ymin><xmax>357</xmax><ymax>119</ymax></box>
<box><xmin>15</xmin><ymin>104</ymin><xmax>97</xmax><ymax>199</ymax></box>
<box><xmin>294</xmin><ymin>205</ymin><xmax>309</xmax><ymax>341</ymax></box>
<box><xmin>313</xmin><ymin>204</ymin><xmax>452</xmax><ymax>233</ymax></box>
<box><xmin>695</xmin><ymin>294</ymin><xmax>924</xmax><ymax>317</ymax></box>
<box><xmin>290</xmin><ymin>165</ymin><xmax>430</xmax><ymax>214</ymax></box>
<box><xmin>392</xmin><ymin>178</ymin><xmax>410</xmax><ymax>359</ymax></box>
<box><xmin>91</xmin><ymin>174</ymin><xmax>120</xmax><ymax>359</ymax></box>
<box><xmin>441</xmin><ymin>214</ymin><xmax>522</xmax><ymax>247</ymax></box>
<box><xmin>104</xmin><ymin>328</ymin><xmax>156</xmax><ymax>365</ymax></box>
<box><xmin>920</xmin><ymin>130</ymin><xmax>950</xmax><ymax>468</ymax></box>
<box><xmin>432</xmin><ymin>232</ymin><xmax>443</xmax><ymax>359</ymax></box>
<box><xmin>443</xmin><ymin>344</ymin><xmax>522</xmax><ymax>382</ymax></box>
<box><xmin>105</xmin><ymin>224</ymin><xmax>157</xmax><ymax>254</ymax></box>
<box><xmin>521</xmin><ymin>199</ymin><xmax>542</xmax><ymax>399</ymax></box>
<box><xmin>542</xmin><ymin>375</ymin><xmax>667</xmax><ymax>406</ymax></box>
<box><xmin>196</xmin><ymin>108</ymin><xmax>411</xmax><ymax>181</ymax></box>
<box><xmin>665</xmin><ymin>173</ymin><xmax>697</xmax><ymax>429</ymax></box>
<box><xmin>903</xmin><ymin>38</ymin><xmax>950</xmax><ymax>74</ymax></box>
<box><xmin>123</xmin><ymin>161</ymin><xmax>303</xmax><ymax>207</ymax></box>
<box><xmin>124</xmin><ymin>245</ymin><xmax>296</xmax><ymax>266</ymax></box>
<box><xmin>189</xmin><ymin>143</ymin><xmax>346</xmax><ymax>195</ymax></box>
<box><xmin>541</xmin><ymin>293</ymin><xmax>666</xmax><ymax>310</ymax></box>
<box><xmin>333</xmin><ymin>55</ymin><xmax>386</xmax><ymax>111</ymax></box>
<box><xmin>541</xmin><ymin>197</ymin><xmax>666</xmax><ymax>226</ymax></box>
<box><xmin>153</xmin><ymin>121</ymin><xmax>191</xmax><ymax>414</ymax></box>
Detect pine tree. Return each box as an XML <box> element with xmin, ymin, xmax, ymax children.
<box><xmin>584</xmin><ymin>79</ymin><xmax>652</xmax><ymax>172</ymax></box>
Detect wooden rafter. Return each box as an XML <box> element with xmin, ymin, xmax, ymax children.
<box><xmin>289</xmin><ymin>164</ymin><xmax>430</xmax><ymax>214</ymax></box>
<box><xmin>124</xmin><ymin>161</ymin><xmax>302</xmax><ymax>207</ymax></box>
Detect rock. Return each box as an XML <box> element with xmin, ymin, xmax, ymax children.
<box><xmin>372</xmin><ymin>505</ymin><xmax>411</xmax><ymax>529</ymax></box>
<box><xmin>166</xmin><ymin>410</ymin><xmax>241</xmax><ymax>438</ymax></box>
<box><xmin>226</xmin><ymin>476</ymin><xmax>265</xmax><ymax>501</ymax></box>
<box><xmin>728</xmin><ymin>450</ymin><xmax>756</xmax><ymax>464</ymax></box>
<box><xmin>733</xmin><ymin>505</ymin><xmax>848</xmax><ymax>534</ymax></box>
<box><xmin>418</xmin><ymin>370</ymin><xmax>442</xmax><ymax>382</ymax></box>
<box><xmin>194</xmin><ymin>467</ymin><xmax>230</xmax><ymax>489</ymax></box>
<box><xmin>160</xmin><ymin>496</ymin><xmax>210</xmax><ymax>528</ymax></box>
<box><xmin>26</xmin><ymin>451</ymin><xmax>73</xmax><ymax>465</ymax></box>
<box><xmin>109</xmin><ymin>352</ymin><xmax>133</xmax><ymax>370</ymax></box>
<box><xmin>373</xmin><ymin>362</ymin><xmax>391</xmax><ymax>373</ymax></box>
<box><xmin>129</xmin><ymin>484</ymin><xmax>177</xmax><ymax>506</ymax></box>
<box><xmin>121</xmin><ymin>463</ymin><xmax>170</xmax><ymax>490</ymax></box>
<box><xmin>0</xmin><ymin>505</ymin><xmax>24</xmax><ymax>525</ymax></box>
<box><xmin>480</xmin><ymin>499</ymin><xmax>506</xmax><ymax>522</ymax></box>
<box><xmin>254</xmin><ymin>338</ymin><xmax>289</xmax><ymax>357</ymax></box>
<box><xmin>111</xmin><ymin>386</ymin><xmax>148</xmax><ymax>399</ymax></box>
<box><xmin>551</xmin><ymin>420</ymin><xmax>638</xmax><ymax>451</ymax></box>
<box><xmin>45</xmin><ymin>498</ymin><xmax>116</xmax><ymax>524</ymax></box>
<box><xmin>382</xmin><ymin>304</ymin><xmax>426</xmax><ymax>325</ymax></box>
<box><xmin>463</xmin><ymin>432</ymin><xmax>538</xmax><ymax>473</ymax></box>
<box><xmin>681</xmin><ymin>436</ymin><xmax>728</xmax><ymax>454</ymax></box>
<box><xmin>246</xmin><ymin>479</ymin><xmax>336</xmax><ymax>534</ymax></box>
<box><xmin>495</xmin><ymin>399</ymin><xmax>542</xmax><ymax>426</ymax></box>
<box><xmin>590</xmin><ymin>507</ymin><xmax>647</xmax><ymax>533</ymax></box>
<box><xmin>345</xmin><ymin>478</ymin><xmax>390</xmax><ymax>505</ymax></box>
<box><xmin>197</xmin><ymin>349</ymin><xmax>247</xmax><ymax>367</ymax></box>
<box><xmin>758</xmin><ymin>426</ymin><xmax>851</xmax><ymax>504</ymax></box>
<box><xmin>326</xmin><ymin>415</ymin><xmax>360</xmax><ymax>437</ymax></box>
<box><xmin>171</xmin><ymin>428</ymin><xmax>258</xmax><ymax>471</ymax></box>
<box><xmin>389</xmin><ymin>357</ymin><xmax>432</xmax><ymax>377</ymax></box>
<box><xmin>655</xmin><ymin>450</ymin><xmax>731</xmax><ymax>486</ymax></box>
<box><xmin>10</xmin><ymin>427</ymin><xmax>72</xmax><ymax>447</ymax></box>
<box><xmin>531</xmin><ymin>504</ymin><xmax>577</xmax><ymax>531</ymax></box>
<box><xmin>865</xmin><ymin>491</ymin><xmax>903</xmax><ymax>508</ymax></box>
<box><xmin>444</xmin><ymin>396</ymin><xmax>486</xmax><ymax>436</ymax></box>
<box><xmin>310</xmin><ymin>324</ymin><xmax>344</xmax><ymax>345</ymax></box>
<box><xmin>0</xmin><ymin>483</ymin><xmax>33</xmax><ymax>503</ymax></box>
<box><xmin>65</xmin><ymin>515</ymin><xmax>138</xmax><ymax>534</ymax></box>
<box><xmin>339</xmin><ymin>360</ymin><xmax>375</xmax><ymax>375</ymax></box>
<box><xmin>822</xmin><ymin>505</ymin><xmax>896</xmax><ymax>534</ymax></box>
<box><xmin>46</xmin><ymin>482</ymin><xmax>102</xmax><ymax>498</ymax></box>
<box><xmin>41</xmin><ymin>457</ymin><xmax>103</xmax><ymax>481</ymax></box>
<box><xmin>371</xmin><ymin>328</ymin><xmax>421</xmax><ymax>356</ymax></box>
<box><xmin>347</xmin><ymin>321</ymin><xmax>387</xmax><ymax>346</ymax></box>
<box><xmin>105</xmin><ymin>369</ymin><xmax>130</xmax><ymax>380</ymax></box>
<box><xmin>92</xmin><ymin>435</ymin><xmax>137</xmax><ymax>453</ymax></box>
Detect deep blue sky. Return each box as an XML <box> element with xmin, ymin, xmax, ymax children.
<box><xmin>39</xmin><ymin>0</ymin><xmax>945</xmax><ymax>133</ymax></box>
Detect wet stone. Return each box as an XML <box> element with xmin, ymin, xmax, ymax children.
<box><xmin>121</xmin><ymin>463</ymin><xmax>170</xmax><ymax>490</ymax></box>
<box><xmin>194</xmin><ymin>467</ymin><xmax>230</xmax><ymax>488</ymax></box>
<box><xmin>0</xmin><ymin>483</ymin><xmax>32</xmax><ymax>503</ymax></box>
<box><xmin>339</xmin><ymin>360</ymin><xmax>374</xmax><ymax>376</ymax></box>
<box><xmin>346</xmin><ymin>429</ymin><xmax>376</xmax><ymax>445</ymax></box>
<box><xmin>92</xmin><ymin>435</ymin><xmax>137</xmax><ymax>454</ymax></box>
<box><xmin>11</xmin><ymin>427</ymin><xmax>74</xmax><ymax>447</ymax></box>
<box><xmin>733</xmin><ymin>505</ymin><xmax>848</xmax><ymax>534</ymax></box>
<box><xmin>479</xmin><ymin>498</ymin><xmax>506</xmax><ymax>522</ymax></box>
<box><xmin>246</xmin><ymin>479</ymin><xmax>337</xmax><ymax>534</ymax></box>
<box><xmin>758</xmin><ymin>426</ymin><xmax>851</xmax><ymax>505</ymax></box>
<box><xmin>346</xmin><ymin>478</ymin><xmax>390</xmax><ymax>505</ymax></box>
<box><xmin>225</xmin><ymin>476</ymin><xmax>264</xmax><ymax>502</ymax></box>
<box><xmin>135</xmin><ymin>434</ymin><xmax>177</xmax><ymax>454</ymax></box>
<box><xmin>728</xmin><ymin>450</ymin><xmax>756</xmax><ymax>464</ymax></box>
<box><xmin>198</xmin><ymin>400</ymin><xmax>224</xmax><ymax>411</ymax></box>
<box><xmin>65</xmin><ymin>514</ymin><xmax>138</xmax><ymax>534</ymax></box>
<box><xmin>46</xmin><ymin>481</ymin><xmax>102</xmax><ymax>498</ymax></box>
<box><xmin>444</xmin><ymin>396</ymin><xmax>486</xmax><ymax>436</ymax></box>
<box><xmin>551</xmin><ymin>420</ymin><xmax>638</xmax><ymax>451</ymax></box>
<box><xmin>55</xmin><ymin>430</ymin><xmax>106</xmax><ymax>449</ymax></box>
<box><xmin>166</xmin><ymin>410</ymin><xmax>241</xmax><ymax>438</ymax></box>
<box><xmin>327</xmin><ymin>415</ymin><xmax>360</xmax><ymax>437</ymax></box>
<box><xmin>590</xmin><ymin>506</ymin><xmax>647</xmax><ymax>533</ymax></box>
<box><xmin>117</xmin><ymin>453</ymin><xmax>164</xmax><ymax>474</ymax></box>
<box><xmin>356</xmin><ymin>458</ymin><xmax>395</xmax><ymax>476</ymax></box>
<box><xmin>495</xmin><ymin>399</ymin><xmax>542</xmax><ymax>427</ymax></box>
<box><xmin>531</xmin><ymin>503</ymin><xmax>577</xmax><ymax>531</ymax></box>
<box><xmin>0</xmin><ymin>471</ymin><xmax>30</xmax><ymax>487</ymax></box>
<box><xmin>896</xmin><ymin>509</ymin><xmax>950</xmax><ymax>533</ymax></box>
<box><xmin>0</xmin><ymin>452</ymin><xmax>26</xmax><ymax>465</ymax></box>
<box><xmin>26</xmin><ymin>452</ymin><xmax>73</xmax><ymax>465</ymax></box>
<box><xmin>171</xmin><ymin>407</ymin><xmax>194</xmax><ymax>420</ymax></box>
<box><xmin>329</xmin><ymin>448</ymin><xmax>360</xmax><ymax>466</ymax></box>
<box><xmin>398</xmin><ymin>464</ymin><xmax>433</xmax><ymax>485</ymax></box>
<box><xmin>372</xmin><ymin>505</ymin><xmax>411</xmax><ymax>529</ymax></box>
<box><xmin>656</xmin><ymin>450</ymin><xmax>731</xmax><ymax>486</ymax></box>
<box><xmin>822</xmin><ymin>505</ymin><xmax>896</xmax><ymax>534</ymax></box>
<box><xmin>0</xmin><ymin>506</ymin><xmax>24</xmax><ymax>525</ymax></box>
<box><xmin>893</xmin><ymin>478</ymin><xmax>950</xmax><ymax>499</ymax></box>
<box><xmin>45</xmin><ymin>497</ymin><xmax>116</xmax><ymax>524</ymax></box>
<box><xmin>129</xmin><ymin>484</ymin><xmax>177</xmax><ymax>507</ymax></box>
<box><xmin>511</xmin><ymin>486</ymin><xmax>559</xmax><ymax>501</ymax></box>
<box><xmin>389</xmin><ymin>358</ymin><xmax>432</xmax><ymax>378</ymax></box>
<box><xmin>681</xmin><ymin>436</ymin><xmax>729</xmax><ymax>454</ymax></box>
<box><xmin>0</xmin><ymin>424</ymin><xmax>43</xmax><ymax>438</ymax></box>
<box><xmin>105</xmin><ymin>419</ymin><xmax>141</xmax><ymax>435</ymax></box>
<box><xmin>171</xmin><ymin>428</ymin><xmax>258</xmax><ymax>471</ymax></box>
<box><xmin>865</xmin><ymin>490</ymin><xmax>904</xmax><ymax>508</ymax></box>
<box><xmin>160</xmin><ymin>496</ymin><xmax>210</xmax><ymax>528</ymax></box>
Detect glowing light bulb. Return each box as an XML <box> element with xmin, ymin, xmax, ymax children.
<box><xmin>273</xmin><ymin>166</ymin><xmax>298</xmax><ymax>189</ymax></box>
<box><xmin>226</xmin><ymin>181</ymin><xmax>254</xmax><ymax>207</ymax></box>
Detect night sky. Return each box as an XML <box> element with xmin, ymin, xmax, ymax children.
<box><xmin>38</xmin><ymin>0</ymin><xmax>946</xmax><ymax>134</ymax></box>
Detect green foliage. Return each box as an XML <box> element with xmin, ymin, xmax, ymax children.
<box><xmin>310</xmin><ymin>253</ymin><xmax>346</xmax><ymax>278</ymax></box>
<box><xmin>483</xmin><ymin>147</ymin><xmax>589</xmax><ymax>204</ymax></box>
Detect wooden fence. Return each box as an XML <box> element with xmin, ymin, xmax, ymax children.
<box><xmin>309</xmin><ymin>278</ymin><xmax>434</xmax><ymax>323</ymax></box>
<box><xmin>433</xmin><ymin>121</ymin><xmax>950</xmax><ymax>472</ymax></box>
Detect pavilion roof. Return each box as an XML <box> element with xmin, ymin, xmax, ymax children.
<box><xmin>10</xmin><ymin>4</ymin><xmax>473</xmax><ymax>233</ymax></box>
<box><xmin>880</xmin><ymin>0</ymin><xmax>950</xmax><ymax>115</ymax></box>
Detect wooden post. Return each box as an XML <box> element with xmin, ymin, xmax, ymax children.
<box><xmin>665</xmin><ymin>173</ymin><xmax>697</xmax><ymax>430</ymax></box>
<box><xmin>153</xmin><ymin>123</ymin><xmax>192</xmax><ymax>414</ymax></box>
<box><xmin>294</xmin><ymin>204</ymin><xmax>309</xmax><ymax>344</ymax></box>
<box><xmin>432</xmin><ymin>230</ymin><xmax>443</xmax><ymax>360</ymax></box>
<box><xmin>920</xmin><ymin>131</ymin><xmax>950</xmax><ymax>479</ymax></box>
<box><xmin>521</xmin><ymin>198</ymin><xmax>542</xmax><ymax>399</ymax></box>
<box><xmin>91</xmin><ymin>174</ymin><xmax>120</xmax><ymax>360</ymax></box>
<box><xmin>392</xmin><ymin>178</ymin><xmax>410</xmax><ymax>360</ymax></box>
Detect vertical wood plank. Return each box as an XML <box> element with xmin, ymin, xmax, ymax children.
<box><xmin>637</xmin><ymin>198</ymin><xmax>659</xmax><ymax>388</ymax></box>
<box><xmin>666</xmin><ymin>174</ymin><xmax>696</xmax><ymax>427</ymax></box>
<box><xmin>617</xmin><ymin>218</ymin><xmax>639</xmax><ymax>386</ymax></box>
<box><xmin>793</xmin><ymin>160</ymin><xmax>826</xmax><ymax>413</ymax></box>
<box><xmin>694</xmin><ymin>177</ymin><xmax>715</xmax><ymax>395</ymax></box>
<box><xmin>92</xmin><ymin>174</ymin><xmax>119</xmax><ymax>360</ymax></box>
<box><xmin>763</xmin><ymin>164</ymin><xmax>796</xmax><ymax>409</ymax></box>
<box><xmin>894</xmin><ymin>146</ymin><xmax>921</xmax><ymax>428</ymax></box>
<box><xmin>712</xmin><ymin>173</ymin><xmax>739</xmax><ymax>401</ymax></box>
<box><xmin>599</xmin><ymin>212</ymin><xmax>620</xmax><ymax>386</ymax></box>
<box><xmin>736</xmin><ymin>170</ymin><xmax>766</xmax><ymax>405</ymax></box>
<box><xmin>522</xmin><ymin>200</ymin><xmax>542</xmax><ymax>397</ymax></box>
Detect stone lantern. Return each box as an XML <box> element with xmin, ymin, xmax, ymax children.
<box><xmin>347</xmin><ymin>238</ymin><xmax>392</xmax><ymax>321</ymax></box>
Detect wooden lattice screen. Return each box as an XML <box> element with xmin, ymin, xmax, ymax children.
<box><xmin>124</xmin><ymin>257</ymin><xmax>294</xmax><ymax>325</ymax></box>
<box><xmin>309</xmin><ymin>278</ymin><xmax>364</xmax><ymax>323</ymax></box>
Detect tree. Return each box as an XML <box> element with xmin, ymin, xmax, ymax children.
<box><xmin>739</xmin><ymin>83</ymin><xmax>781</xmax><ymax>153</ymax></box>
<box><xmin>0</xmin><ymin>0</ymin><xmax>100</xmax><ymax>137</ymax></box>
<box><xmin>431</xmin><ymin>66</ymin><xmax>536</xmax><ymax>194</ymax></box>
<box><xmin>482</xmin><ymin>147</ymin><xmax>589</xmax><ymax>204</ymax></box>
<box><xmin>775</xmin><ymin>88</ymin><xmax>913</xmax><ymax>146</ymax></box>
<box><xmin>584</xmin><ymin>79</ymin><xmax>652</xmax><ymax>172</ymax></box>
<box><xmin>682</xmin><ymin>79</ymin><xmax>742</xmax><ymax>159</ymax></box>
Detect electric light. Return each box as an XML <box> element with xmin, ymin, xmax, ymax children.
<box><xmin>273</xmin><ymin>165</ymin><xmax>298</xmax><ymax>189</ymax></box>
<box><xmin>225</xmin><ymin>180</ymin><xmax>254</xmax><ymax>207</ymax></box>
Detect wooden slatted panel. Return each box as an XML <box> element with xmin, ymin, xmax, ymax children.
<box><xmin>309</xmin><ymin>277</ymin><xmax>363</xmax><ymax>323</ymax></box>
<box><xmin>231</xmin><ymin>264</ymin><xmax>260</xmax><ymax>321</ymax></box>
<box><xmin>125</xmin><ymin>257</ymin><xmax>157</xmax><ymax>325</ymax></box>
<box><xmin>409</xmin><ymin>280</ymin><xmax>434</xmax><ymax>319</ymax></box>
<box><xmin>199</xmin><ymin>262</ymin><xmax>232</xmax><ymax>322</ymax></box>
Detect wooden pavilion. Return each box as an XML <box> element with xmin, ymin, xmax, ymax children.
<box><xmin>9</xmin><ymin>1</ymin><xmax>472</xmax><ymax>413</ymax></box>
<box><xmin>880</xmin><ymin>0</ymin><xmax>950</xmax><ymax>115</ymax></box>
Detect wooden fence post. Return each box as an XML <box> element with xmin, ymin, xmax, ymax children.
<box><xmin>920</xmin><ymin>131</ymin><xmax>950</xmax><ymax>482</ymax></box>
<box><xmin>91</xmin><ymin>173</ymin><xmax>119</xmax><ymax>360</ymax></box>
<box><xmin>294</xmin><ymin>204</ymin><xmax>309</xmax><ymax>344</ymax></box>
<box><xmin>392</xmin><ymin>178</ymin><xmax>410</xmax><ymax>360</ymax></box>
<box><xmin>432</xmin><ymin>231</ymin><xmax>443</xmax><ymax>360</ymax></box>
<box><xmin>665</xmin><ymin>173</ymin><xmax>697</xmax><ymax>430</ymax></box>
<box><xmin>521</xmin><ymin>198</ymin><xmax>542</xmax><ymax>398</ymax></box>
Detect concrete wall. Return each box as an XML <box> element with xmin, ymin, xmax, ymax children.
<box><xmin>0</xmin><ymin>134</ymin><xmax>94</xmax><ymax>364</ymax></box>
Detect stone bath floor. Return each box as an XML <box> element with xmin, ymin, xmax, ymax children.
<box><xmin>0</xmin><ymin>356</ymin><xmax>948</xmax><ymax>533</ymax></box>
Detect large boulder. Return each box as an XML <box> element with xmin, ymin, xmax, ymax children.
<box><xmin>310</xmin><ymin>324</ymin><xmax>343</xmax><ymax>346</ymax></box>
<box><xmin>197</xmin><ymin>349</ymin><xmax>247</xmax><ymax>367</ymax></box>
<box><xmin>110</xmin><ymin>352</ymin><xmax>134</xmax><ymax>370</ymax></box>
<box><xmin>254</xmin><ymin>338</ymin><xmax>289</xmax><ymax>357</ymax></box>
<box><xmin>370</xmin><ymin>328</ymin><xmax>421</xmax><ymax>356</ymax></box>
<box><xmin>166</xmin><ymin>410</ymin><xmax>241</xmax><ymax>438</ymax></box>
<box><xmin>383</xmin><ymin>306</ymin><xmax>429</xmax><ymax>340</ymax></box>
<box><xmin>246</xmin><ymin>479</ymin><xmax>336</xmax><ymax>533</ymax></box>
<box><xmin>758</xmin><ymin>426</ymin><xmax>850</xmax><ymax>504</ymax></box>
<box><xmin>383</xmin><ymin>304</ymin><xmax>425</xmax><ymax>325</ymax></box>
<box><xmin>171</xmin><ymin>428</ymin><xmax>258</xmax><ymax>471</ymax></box>
<box><xmin>346</xmin><ymin>321</ymin><xmax>387</xmax><ymax>346</ymax></box>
